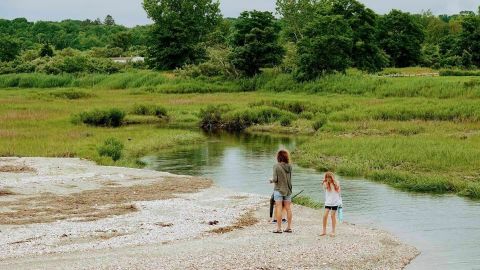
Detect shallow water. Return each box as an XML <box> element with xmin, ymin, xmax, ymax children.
<box><xmin>145</xmin><ymin>132</ymin><xmax>480</xmax><ymax>270</ymax></box>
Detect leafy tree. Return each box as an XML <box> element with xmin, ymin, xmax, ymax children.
<box><xmin>39</xmin><ymin>43</ymin><xmax>54</xmax><ymax>57</ymax></box>
<box><xmin>459</xmin><ymin>15</ymin><xmax>480</xmax><ymax>67</ymax></box>
<box><xmin>275</xmin><ymin>0</ymin><xmax>318</xmax><ymax>42</ymax></box>
<box><xmin>229</xmin><ymin>11</ymin><xmax>284</xmax><ymax>76</ymax></box>
<box><xmin>295</xmin><ymin>15</ymin><xmax>353</xmax><ymax>81</ymax></box>
<box><xmin>377</xmin><ymin>10</ymin><xmax>425</xmax><ymax>67</ymax></box>
<box><xmin>420</xmin><ymin>43</ymin><xmax>441</xmax><ymax>68</ymax></box>
<box><xmin>143</xmin><ymin>0</ymin><xmax>221</xmax><ymax>70</ymax></box>
<box><xmin>207</xmin><ymin>18</ymin><xmax>233</xmax><ymax>46</ymax></box>
<box><xmin>0</xmin><ymin>36</ymin><xmax>21</xmax><ymax>62</ymax></box>
<box><xmin>111</xmin><ymin>32</ymin><xmax>132</xmax><ymax>52</ymax></box>
<box><xmin>418</xmin><ymin>11</ymin><xmax>450</xmax><ymax>45</ymax></box>
<box><xmin>104</xmin><ymin>15</ymin><xmax>115</xmax><ymax>26</ymax></box>
<box><xmin>322</xmin><ymin>0</ymin><xmax>388</xmax><ymax>72</ymax></box>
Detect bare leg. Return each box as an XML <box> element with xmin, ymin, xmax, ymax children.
<box><xmin>275</xmin><ymin>201</ymin><xmax>283</xmax><ymax>232</ymax></box>
<box><xmin>321</xmin><ymin>209</ymin><xmax>330</xmax><ymax>236</ymax></box>
<box><xmin>283</xmin><ymin>201</ymin><xmax>292</xmax><ymax>231</ymax></box>
<box><xmin>330</xmin><ymin>211</ymin><xmax>337</xmax><ymax>237</ymax></box>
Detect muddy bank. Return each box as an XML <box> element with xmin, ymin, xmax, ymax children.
<box><xmin>0</xmin><ymin>157</ymin><xmax>418</xmax><ymax>269</ymax></box>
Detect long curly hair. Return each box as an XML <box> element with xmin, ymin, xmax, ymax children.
<box><xmin>323</xmin><ymin>172</ymin><xmax>340</xmax><ymax>192</ymax></box>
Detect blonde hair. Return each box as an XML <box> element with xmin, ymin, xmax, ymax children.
<box><xmin>322</xmin><ymin>172</ymin><xmax>340</xmax><ymax>192</ymax></box>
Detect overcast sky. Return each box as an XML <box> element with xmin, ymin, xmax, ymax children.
<box><xmin>0</xmin><ymin>0</ymin><xmax>478</xmax><ymax>27</ymax></box>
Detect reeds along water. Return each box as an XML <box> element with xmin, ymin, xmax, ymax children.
<box><xmin>1</xmin><ymin>69</ymin><xmax>479</xmax><ymax>97</ymax></box>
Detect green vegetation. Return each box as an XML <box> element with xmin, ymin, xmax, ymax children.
<box><xmin>377</xmin><ymin>9</ymin><xmax>425</xmax><ymax>67</ymax></box>
<box><xmin>74</xmin><ymin>108</ymin><xmax>126</xmax><ymax>127</ymax></box>
<box><xmin>295</xmin><ymin>15</ymin><xmax>352</xmax><ymax>81</ymax></box>
<box><xmin>0</xmin><ymin>16</ymin><xmax>147</xmax><ymax>52</ymax></box>
<box><xmin>292</xmin><ymin>195</ymin><xmax>323</xmax><ymax>209</ymax></box>
<box><xmin>1</xmin><ymin>72</ymin><xmax>480</xmax><ymax>199</ymax></box>
<box><xmin>131</xmin><ymin>104</ymin><xmax>168</xmax><ymax>118</ymax></box>
<box><xmin>229</xmin><ymin>11</ymin><xmax>284</xmax><ymax>76</ymax></box>
<box><xmin>1</xmin><ymin>0</ymin><xmax>480</xmax><ymax>202</ymax></box>
<box><xmin>98</xmin><ymin>137</ymin><xmax>124</xmax><ymax>161</ymax></box>
<box><xmin>143</xmin><ymin>0</ymin><xmax>221</xmax><ymax>70</ymax></box>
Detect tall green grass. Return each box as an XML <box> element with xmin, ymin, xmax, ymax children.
<box><xmin>2</xmin><ymin>69</ymin><xmax>480</xmax><ymax>98</ymax></box>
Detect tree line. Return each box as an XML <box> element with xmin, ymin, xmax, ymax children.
<box><xmin>0</xmin><ymin>0</ymin><xmax>479</xmax><ymax>80</ymax></box>
<box><xmin>143</xmin><ymin>0</ymin><xmax>480</xmax><ymax>81</ymax></box>
<box><xmin>0</xmin><ymin>15</ymin><xmax>149</xmax><ymax>60</ymax></box>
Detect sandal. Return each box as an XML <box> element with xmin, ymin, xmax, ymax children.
<box><xmin>273</xmin><ymin>230</ymin><xmax>283</xmax><ymax>234</ymax></box>
<box><xmin>283</xmin><ymin>229</ymin><xmax>293</xmax><ymax>233</ymax></box>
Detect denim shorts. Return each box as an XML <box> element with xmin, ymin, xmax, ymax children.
<box><xmin>273</xmin><ymin>190</ymin><xmax>291</xmax><ymax>202</ymax></box>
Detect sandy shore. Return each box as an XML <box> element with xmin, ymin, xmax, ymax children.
<box><xmin>0</xmin><ymin>157</ymin><xmax>418</xmax><ymax>269</ymax></box>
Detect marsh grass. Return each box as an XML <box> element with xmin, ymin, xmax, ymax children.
<box><xmin>49</xmin><ymin>89</ymin><xmax>94</xmax><ymax>100</ymax></box>
<box><xmin>292</xmin><ymin>196</ymin><xmax>323</xmax><ymax>209</ymax></box>
<box><xmin>1</xmin><ymin>71</ymin><xmax>480</xmax><ymax>198</ymax></box>
<box><xmin>2</xmin><ymin>69</ymin><xmax>479</xmax><ymax>98</ymax></box>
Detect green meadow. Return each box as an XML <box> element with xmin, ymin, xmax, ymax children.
<box><xmin>1</xmin><ymin>70</ymin><xmax>480</xmax><ymax>199</ymax></box>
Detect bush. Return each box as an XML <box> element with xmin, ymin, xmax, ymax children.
<box><xmin>98</xmin><ymin>138</ymin><xmax>124</xmax><ymax>161</ymax></box>
<box><xmin>223</xmin><ymin>106</ymin><xmax>294</xmax><ymax>131</ymax></box>
<box><xmin>280</xmin><ymin>115</ymin><xmax>293</xmax><ymax>126</ymax></box>
<box><xmin>175</xmin><ymin>47</ymin><xmax>239</xmax><ymax>79</ymax></box>
<box><xmin>199</xmin><ymin>105</ymin><xmax>230</xmax><ymax>131</ymax></box>
<box><xmin>300</xmin><ymin>111</ymin><xmax>314</xmax><ymax>120</ymax></box>
<box><xmin>75</xmin><ymin>108</ymin><xmax>126</xmax><ymax>127</ymax></box>
<box><xmin>313</xmin><ymin>114</ymin><xmax>328</xmax><ymax>131</ymax></box>
<box><xmin>131</xmin><ymin>104</ymin><xmax>168</xmax><ymax>118</ymax></box>
<box><xmin>0</xmin><ymin>48</ymin><xmax>121</xmax><ymax>75</ymax></box>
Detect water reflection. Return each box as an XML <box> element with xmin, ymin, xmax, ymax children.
<box><xmin>145</xmin><ymin>132</ymin><xmax>480</xmax><ymax>270</ymax></box>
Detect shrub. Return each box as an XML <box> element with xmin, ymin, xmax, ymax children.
<box><xmin>75</xmin><ymin>108</ymin><xmax>125</xmax><ymax>127</ymax></box>
<box><xmin>199</xmin><ymin>105</ymin><xmax>230</xmax><ymax>131</ymax></box>
<box><xmin>223</xmin><ymin>106</ymin><xmax>294</xmax><ymax>131</ymax></box>
<box><xmin>280</xmin><ymin>115</ymin><xmax>293</xmax><ymax>127</ymax></box>
<box><xmin>300</xmin><ymin>111</ymin><xmax>314</xmax><ymax>120</ymax></box>
<box><xmin>313</xmin><ymin>114</ymin><xmax>328</xmax><ymax>131</ymax></box>
<box><xmin>131</xmin><ymin>104</ymin><xmax>168</xmax><ymax>118</ymax></box>
<box><xmin>50</xmin><ymin>90</ymin><xmax>93</xmax><ymax>99</ymax></box>
<box><xmin>98</xmin><ymin>138</ymin><xmax>124</xmax><ymax>161</ymax></box>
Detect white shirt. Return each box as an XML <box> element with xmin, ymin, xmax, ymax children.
<box><xmin>325</xmin><ymin>187</ymin><xmax>342</xmax><ymax>207</ymax></box>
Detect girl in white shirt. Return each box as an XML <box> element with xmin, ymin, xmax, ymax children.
<box><xmin>321</xmin><ymin>172</ymin><xmax>342</xmax><ymax>237</ymax></box>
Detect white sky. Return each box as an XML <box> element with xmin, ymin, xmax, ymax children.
<box><xmin>0</xmin><ymin>0</ymin><xmax>478</xmax><ymax>27</ymax></box>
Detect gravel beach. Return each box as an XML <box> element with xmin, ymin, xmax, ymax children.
<box><xmin>0</xmin><ymin>157</ymin><xmax>419</xmax><ymax>269</ymax></box>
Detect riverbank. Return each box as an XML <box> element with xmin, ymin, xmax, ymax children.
<box><xmin>0</xmin><ymin>157</ymin><xmax>418</xmax><ymax>269</ymax></box>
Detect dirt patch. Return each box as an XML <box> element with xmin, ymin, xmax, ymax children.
<box><xmin>0</xmin><ymin>165</ymin><xmax>36</xmax><ymax>173</ymax></box>
<box><xmin>0</xmin><ymin>189</ymin><xmax>16</xmax><ymax>196</ymax></box>
<box><xmin>0</xmin><ymin>177</ymin><xmax>212</xmax><ymax>225</ymax></box>
<box><xmin>210</xmin><ymin>210</ymin><xmax>258</xmax><ymax>234</ymax></box>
